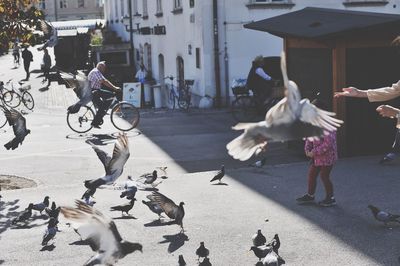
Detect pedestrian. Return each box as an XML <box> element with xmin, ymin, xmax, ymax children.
<box><xmin>12</xmin><ymin>42</ymin><xmax>20</xmax><ymax>67</ymax></box>
<box><xmin>135</xmin><ymin>63</ymin><xmax>147</xmax><ymax>107</ymax></box>
<box><xmin>21</xmin><ymin>45</ymin><xmax>33</xmax><ymax>80</ymax></box>
<box><xmin>296</xmin><ymin>99</ymin><xmax>338</xmax><ymax>207</ymax></box>
<box><xmin>41</xmin><ymin>48</ymin><xmax>52</xmax><ymax>87</ymax></box>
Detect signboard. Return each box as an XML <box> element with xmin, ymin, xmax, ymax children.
<box><xmin>123</xmin><ymin>82</ymin><xmax>141</xmax><ymax>107</ymax></box>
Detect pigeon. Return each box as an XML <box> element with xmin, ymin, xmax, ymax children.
<box><xmin>199</xmin><ymin>257</ymin><xmax>212</xmax><ymax>266</ymax></box>
<box><xmin>196</xmin><ymin>242</ymin><xmax>209</xmax><ymax>260</ymax></box>
<box><xmin>227</xmin><ymin>52</ymin><xmax>343</xmax><ymax>161</ymax></box>
<box><xmin>32</xmin><ymin>196</ymin><xmax>50</xmax><ymax>214</ymax></box>
<box><xmin>12</xmin><ymin>203</ymin><xmax>34</xmax><ymax>225</ymax></box>
<box><xmin>61</xmin><ymin>200</ymin><xmax>142</xmax><ymax>266</ymax></box>
<box><xmin>210</xmin><ymin>165</ymin><xmax>225</xmax><ymax>184</ymax></box>
<box><xmin>45</xmin><ymin>201</ymin><xmax>61</xmax><ymax>221</ymax></box>
<box><xmin>84</xmin><ymin>133</ymin><xmax>130</xmax><ymax>193</ymax></box>
<box><xmin>178</xmin><ymin>254</ymin><xmax>186</xmax><ymax>266</ymax></box>
<box><xmin>61</xmin><ymin>71</ymin><xmax>92</xmax><ymax>109</ymax></box>
<box><xmin>37</xmin><ymin>20</ymin><xmax>58</xmax><ymax>51</ymax></box>
<box><xmin>81</xmin><ymin>187</ymin><xmax>97</xmax><ymax>206</ymax></box>
<box><xmin>140</xmin><ymin>170</ymin><xmax>158</xmax><ymax>184</ymax></box>
<box><xmin>250</xmin><ymin>246</ymin><xmax>271</xmax><ymax>261</ymax></box>
<box><xmin>3</xmin><ymin>108</ymin><xmax>31</xmax><ymax>150</ymax></box>
<box><xmin>110</xmin><ymin>198</ymin><xmax>136</xmax><ymax>216</ymax></box>
<box><xmin>252</xmin><ymin>229</ymin><xmax>267</xmax><ymax>247</ymax></box>
<box><xmin>151</xmin><ymin>191</ymin><xmax>185</xmax><ymax>232</ymax></box>
<box><xmin>120</xmin><ymin>176</ymin><xmax>138</xmax><ymax>200</ymax></box>
<box><xmin>142</xmin><ymin>194</ymin><xmax>164</xmax><ymax>220</ymax></box>
<box><xmin>156</xmin><ymin>166</ymin><xmax>168</xmax><ymax>179</ymax></box>
<box><xmin>42</xmin><ymin>217</ymin><xmax>58</xmax><ymax>246</ymax></box>
<box><xmin>262</xmin><ymin>249</ymin><xmax>280</xmax><ymax>266</ymax></box>
<box><xmin>368</xmin><ymin>205</ymin><xmax>400</xmax><ymax>226</ymax></box>
<box><xmin>270</xmin><ymin>234</ymin><xmax>280</xmax><ymax>254</ymax></box>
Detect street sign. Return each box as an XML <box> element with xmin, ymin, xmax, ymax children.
<box><xmin>123</xmin><ymin>82</ymin><xmax>141</xmax><ymax>107</ymax></box>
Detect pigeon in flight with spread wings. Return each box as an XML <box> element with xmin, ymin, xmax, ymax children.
<box><xmin>84</xmin><ymin>133</ymin><xmax>130</xmax><ymax>192</ymax></box>
<box><xmin>37</xmin><ymin>20</ymin><xmax>58</xmax><ymax>51</ymax></box>
<box><xmin>61</xmin><ymin>71</ymin><xmax>93</xmax><ymax>113</ymax></box>
<box><xmin>150</xmin><ymin>192</ymin><xmax>185</xmax><ymax>232</ymax></box>
<box><xmin>227</xmin><ymin>52</ymin><xmax>343</xmax><ymax>161</ymax></box>
<box><xmin>3</xmin><ymin>108</ymin><xmax>31</xmax><ymax>150</ymax></box>
<box><xmin>61</xmin><ymin>200</ymin><xmax>142</xmax><ymax>266</ymax></box>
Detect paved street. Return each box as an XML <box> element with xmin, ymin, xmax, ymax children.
<box><xmin>1</xmin><ymin>49</ymin><xmax>400</xmax><ymax>265</ymax></box>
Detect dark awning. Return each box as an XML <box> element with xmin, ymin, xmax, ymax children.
<box><xmin>244</xmin><ymin>7</ymin><xmax>400</xmax><ymax>39</ymax></box>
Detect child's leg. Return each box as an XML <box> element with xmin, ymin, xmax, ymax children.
<box><xmin>319</xmin><ymin>165</ymin><xmax>334</xmax><ymax>198</ymax></box>
<box><xmin>307</xmin><ymin>164</ymin><xmax>320</xmax><ymax>196</ymax></box>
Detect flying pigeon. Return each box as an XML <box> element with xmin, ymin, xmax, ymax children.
<box><xmin>61</xmin><ymin>71</ymin><xmax>92</xmax><ymax>111</ymax></box>
<box><xmin>37</xmin><ymin>20</ymin><xmax>58</xmax><ymax>51</ymax></box>
<box><xmin>210</xmin><ymin>165</ymin><xmax>225</xmax><ymax>184</ymax></box>
<box><xmin>250</xmin><ymin>245</ymin><xmax>271</xmax><ymax>261</ymax></box>
<box><xmin>3</xmin><ymin>108</ymin><xmax>31</xmax><ymax>150</ymax></box>
<box><xmin>199</xmin><ymin>257</ymin><xmax>212</xmax><ymax>266</ymax></box>
<box><xmin>61</xmin><ymin>200</ymin><xmax>142</xmax><ymax>266</ymax></box>
<box><xmin>42</xmin><ymin>217</ymin><xmax>58</xmax><ymax>246</ymax></box>
<box><xmin>84</xmin><ymin>133</ymin><xmax>130</xmax><ymax>193</ymax></box>
<box><xmin>196</xmin><ymin>242</ymin><xmax>210</xmax><ymax>260</ymax></box>
<box><xmin>12</xmin><ymin>203</ymin><xmax>34</xmax><ymax>225</ymax></box>
<box><xmin>227</xmin><ymin>52</ymin><xmax>343</xmax><ymax>161</ymax></box>
<box><xmin>32</xmin><ymin>196</ymin><xmax>50</xmax><ymax>214</ymax></box>
<box><xmin>150</xmin><ymin>191</ymin><xmax>185</xmax><ymax>232</ymax></box>
<box><xmin>156</xmin><ymin>166</ymin><xmax>168</xmax><ymax>179</ymax></box>
<box><xmin>368</xmin><ymin>205</ymin><xmax>400</xmax><ymax>226</ymax></box>
<box><xmin>142</xmin><ymin>194</ymin><xmax>164</xmax><ymax>220</ymax></box>
<box><xmin>178</xmin><ymin>254</ymin><xmax>186</xmax><ymax>266</ymax></box>
<box><xmin>252</xmin><ymin>229</ymin><xmax>267</xmax><ymax>247</ymax></box>
<box><xmin>120</xmin><ymin>176</ymin><xmax>138</xmax><ymax>200</ymax></box>
<box><xmin>45</xmin><ymin>201</ymin><xmax>61</xmax><ymax>221</ymax></box>
<box><xmin>81</xmin><ymin>187</ymin><xmax>97</xmax><ymax>206</ymax></box>
<box><xmin>110</xmin><ymin>198</ymin><xmax>136</xmax><ymax>216</ymax></box>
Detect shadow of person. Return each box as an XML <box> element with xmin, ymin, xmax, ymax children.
<box><xmin>40</xmin><ymin>244</ymin><xmax>56</xmax><ymax>252</ymax></box>
<box><xmin>144</xmin><ymin>219</ymin><xmax>176</xmax><ymax>228</ymax></box>
<box><xmin>158</xmin><ymin>232</ymin><xmax>189</xmax><ymax>253</ymax></box>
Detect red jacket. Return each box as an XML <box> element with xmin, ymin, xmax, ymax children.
<box><xmin>305</xmin><ymin>131</ymin><xmax>338</xmax><ymax>166</ymax></box>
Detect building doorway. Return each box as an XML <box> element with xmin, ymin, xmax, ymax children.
<box><xmin>176</xmin><ymin>56</ymin><xmax>184</xmax><ymax>88</ymax></box>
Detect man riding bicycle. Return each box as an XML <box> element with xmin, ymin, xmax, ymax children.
<box><xmin>88</xmin><ymin>62</ymin><xmax>121</xmax><ymax>128</ymax></box>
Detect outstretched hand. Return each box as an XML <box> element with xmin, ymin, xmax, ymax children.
<box><xmin>334</xmin><ymin>87</ymin><xmax>360</xmax><ymax>98</ymax></box>
<box><xmin>376</xmin><ymin>105</ymin><xmax>400</xmax><ymax>119</ymax></box>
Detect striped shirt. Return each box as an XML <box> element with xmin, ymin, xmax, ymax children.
<box><xmin>88</xmin><ymin>68</ymin><xmax>105</xmax><ymax>90</ymax></box>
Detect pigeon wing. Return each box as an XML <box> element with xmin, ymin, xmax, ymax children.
<box><xmin>39</xmin><ymin>20</ymin><xmax>53</xmax><ymax>36</ymax></box>
<box><xmin>298</xmin><ymin>99</ymin><xmax>343</xmax><ymax>132</ymax></box>
<box><xmin>88</xmin><ymin>142</ymin><xmax>112</xmax><ymax>174</ymax></box>
<box><xmin>13</xmin><ymin>113</ymin><xmax>27</xmax><ymax>139</ymax></box>
<box><xmin>151</xmin><ymin>192</ymin><xmax>179</xmax><ymax>219</ymax></box>
<box><xmin>108</xmin><ymin>134</ymin><xmax>130</xmax><ymax>175</ymax></box>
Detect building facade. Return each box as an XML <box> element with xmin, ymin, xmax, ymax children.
<box><xmin>37</xmin><ymin>0</ymin><xmax>104</xmax><ymax>21</ymax></box>
<box><xmin>105</xmin><ymin>0</ymin><xmax>400</xmax><ymax>107</ymax></box>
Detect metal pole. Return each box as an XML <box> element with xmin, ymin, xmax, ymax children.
<box><xmin>54</xmin><ymin>0</ymin><xmax>58</xmax><ymax>21</ymax></box>
<box><xmin>213</xmin><ymin>0</ymin><xmax>221</xmax><ymax>108</ymax></box>
<box><xmin>128</xmin><ymin>0</ymin><xmax>135</xmax><ymax>71</ymax></box>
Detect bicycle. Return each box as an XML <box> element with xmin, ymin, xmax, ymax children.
<box><xmin>66</xmin><ymin>90</ymin><xmax>140</xmax><ymax>133</ymax></box>
<box><xmin>164</xmin><ymin>76</ymin><xmax>193</xmax><ymax>110</ymax></box>
<box><xmin>0</xmin><ymin>80</ymin><xmax>19</xmax><ymax>109</ymax></box>
<box><xmin>4</xmin><ymin>79</ymin><xmax>35</xmax><ymax>110</ymax></box>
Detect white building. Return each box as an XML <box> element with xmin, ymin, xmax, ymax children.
<box><xmin>37</xmin><ymin>0</ymin><xmax>104</xmax><ymax>21</ymax></box>
<box><xmin>104</xmin><ymin>0</ymin><xmax>400</xmax><ymax>107</ymax></box>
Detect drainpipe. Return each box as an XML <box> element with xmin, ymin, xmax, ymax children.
<box><xmin>54</xmin><ymin>0</ymin><xmax>58</xmax><ymax>21</ymax></box>
<box><xmin>128</xmin><ymin>0</ymin><xmax>135</xmax><ymax>72</ymax></box>
<box><xmin>213</xmin><ymin>0</ymin><xmax>222</xmax><ymax>108</ymax></box>
<box><xmin>223</xmin><ymin>0</ymin><xmax>229</xmax><ymax>107</ymax></box>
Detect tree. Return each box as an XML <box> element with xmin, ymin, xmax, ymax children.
<box><xmin>0</xmin><ymin>0</ymin><xmax>44</xmax><ymax>51</ymax></box>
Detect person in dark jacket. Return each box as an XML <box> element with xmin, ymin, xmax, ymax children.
<box><xmin>42</xmin><ymin>48</ymin><xmax>52</xmax><ymax>87</ymax></box>
<box><xmin>21</xmin><ymin>45</ymin><xmax>33</xmax><ymax>80</ymax></box>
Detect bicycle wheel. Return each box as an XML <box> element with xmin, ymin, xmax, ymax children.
<box><xmin>231</xmin><ymin>96</ymin><xmax>258</xmax><ymax>122</ymax></box>
<box><xmin>67</xmin><ymin>105</ymin><xmax>95</xmax><ymax>133</ymax></box>
<box><xmin>21</xmin><ymin>91</ymin><xmax>34</xmax><ymax>110</ymax></box>
<box><xmin>0</xmin><ymin>109</ymin><xmax>7</xmax><ymax>128</ymax></box>
<box><xmin>178</xmin><ymin>88</ymin><xmax>190</xmax><ymax>110</ymax></box>
<box><xmin>3</xmin><ymin>91</ymin><xmax>21</xmax><ymax>108</ymax></box>
<box><xmin>168</xmin><ymin>88</ymin><xmax>176</xmax><ymax>110</ymax></box>
<box><xmin>111</xmin><ymin>102</ymin><xmax>140</xmax><ymax>131</ymax></box>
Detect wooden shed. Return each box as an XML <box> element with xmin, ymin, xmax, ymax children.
<box><xmin>244</xmin><ymin>7</ymin><xmax>400</xmax><ymax>156</ymax></box>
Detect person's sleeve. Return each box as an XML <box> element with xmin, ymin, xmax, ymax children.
<box><xmin>366</xmin><ymin>80</ymin><xmax>400</xmax><ymax>102</ymax></box>
<box><xmin>312</xmin><ymin>133</ymin><xmax>335</xmax><ymax>156</ymax></box>
<box><xmin>304</xmin><ymin>140</ymin><xmax>313</xmax><ymax>153</ymax></box>
<box><xmin>255</xmin><ymin>68</ymin><xmax>272</xmax><ymax>81</ymax></box>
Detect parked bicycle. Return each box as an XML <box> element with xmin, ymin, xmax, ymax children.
<box><xmin>231</xmin><ymin>78</ymin><xmax>283</xmax><ymax>122</ymax></box>
<box><xmin>0</xmin><ymin>81</ymin><xmax>17</xmax><ymax>109</ymax></box>
<box><xmin>67</xmin><ymin>90</ymin><xmax>140</xmax><ymax>133</ymax></box>
<box><xmin>164</xmin><ymin>76</ymin><xmax>193</xmax><ymax>110</ymax></box>
<box><xmin>3</xmin><ymin>79</ymin><xmax>34</xmax><ymax>110</ymax></box>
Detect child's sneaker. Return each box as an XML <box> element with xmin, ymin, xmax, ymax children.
<box><xmin>318</xmin><ymin>197</ymin><xmax>336</xmax><ymax>207</ymax></box>
<box><xmin>296</xmin><ymin>194</ymin><xmax>315</xmax><ymax>204</ymax></box>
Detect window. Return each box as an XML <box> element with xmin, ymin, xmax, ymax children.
<box><xmin>114</xmin><ymin>0</ymin><xmax>119</xmax><ymax>20</ymax></box>
<box><xmin>78</xmin><ymin>0</ymin><xmax>85</xmax><ymax>8</ymax></box>
<box><xmin>247</xmin><ymin>0</ymin><xmax>294</xmax><ymax>8</ymax></box>
<box><xmin>133</xmin><ymin>0</ymin><xmax>138</xmax><ymax>15</ymax></box>
<box><xmin>196</xmin><ymin>48</ymin><xmax>200</xmax><ymax>69</ymax></box>
<box><xmin>249</xmin><ymin>0</ymin><xmax>291</xmax><ymax>3</ymax></box>
<box><xmin>95</xmin><ymin>0</ymin><xmax>104</xmax><ymax>8</ymax></box>
<box><xmin>343</xmin><ymin>0</ymin><xmax>388</xmax><ymax>5</ymax></box>
<box><xmin>156</xmin><ymin>0</ymin><xmax>162</xmax><ymax>14</ymax></box>
<box><xmin>190</xmin><ymin>0</ymin><xmax>195</xmax><ymax>8</ymax></box>
<box><xmin>59</xmin><ymin>0</ymin><xmax>67</xmax><ymax>8</ymax></box>
<box><xmin>174</xmin><ymin>0</ymin><xmax>182</xmax><ymax>8</ymax></box>
<box><xmin>142</xmin><ymin>0</ymin><xmax>148</xmax><ymax>18</ymax></box>
<box><xmin>120</xmin><ymin>0</ymin><xmax>125</xmax><ymax>16</ymax></box>
<box><xmin>38</xmin><ymin>0</ymin><xmax>45</xmax><ymax>9</ymax></box>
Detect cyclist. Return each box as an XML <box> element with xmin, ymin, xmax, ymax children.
<box><xmin>88</xmin><ymin>61</ymin><xmax>121</xmax><ymax>128</ymax></box>
<box><xmin>12</xmin><ymin>42</ymin><xmax>20</xmax><ymax>66</ymax></box>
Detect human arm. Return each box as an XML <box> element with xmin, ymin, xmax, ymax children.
<box><xmin>335</xmin><ymin>81</ymin><xmax>400</xmax><ymax>102</ymax></box>
<box><xmin>304</xmin><ymin>140</ymin><xmax>313</xmax><ymax>157</ymax></box>
<box><xmin>334</xmin><ymin>87</ymin><xmax>368</xmax><ymax>99</ymax></box>
<box><xmin>101</xmin><ymin>79</ymin><xmax>120</xmax><ymax>92</ymax></box>
<box><xmin>255</xmin><ymin>67</ymin><xmax>272</xmax><ymax>81</ymax></box>
<box><xmin>376</xmin><ymin>105</ymin><xmax>400</xmax><ymax>119</ymax></box>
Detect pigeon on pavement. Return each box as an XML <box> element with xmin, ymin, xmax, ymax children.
<box><xmin>368</xmin><ymin>205</ymin><xmax>400</xmax><ymax>226</ymax></box>
<box><xmin>196</xmin><ymin>242</ymin><xmax>210</xmax><ymax>260</ymax></box>
<box><xmin>81</xmin><ymin>188</ymin><xmax>97</xmax><ymax>206</ymax></box>
<box><xmin>12</xmin><ymin>203</ymin><xmax>34</xmax><ymax>225</ymax></box>
<box><xmin>42</xmin><ymin>217</ymin><xmax>58</xmax><ymax>246</ymax></box>
<box><xmin>32</xmin><ymin>196</ymin><xmax>50</xmax><ymax>214</ymax></box>
<box><xmin>199</xmin><ymin>257</ymin><xmax>212</xmax><ymax>266</ymax></box>
<box><xmin>142</xmin><ymin>194</ymin><xmax>164</xmax><ymax>220</ymax></box>
<box><xmin>252</xmin><ymin>229</ymin><xmax>267</xmax><ymax>247</ymax></box>
<box><xmin>156</xmin><ymin>166</ymin><xmax>168</xmax><ymax>179</ymax></box>
<box><xmin>262</xmin><ymin>249</ymin><xmax>279</xmax><ymax>266</ymax></box>
<box><xmin>45</xmin><ymin>201</ymin><xmax>61</xmax><ymax>221</ymax></box>
<box><xmin>3</xmin><ymin>108</ymin><xmax>31</xmax><ymax>150</ymax></box>
<box><xmin>110</xmin><ymin>198</ymin><xmax>136</xmax><ymax>216</ymax></box>
<box><xmin>227</xmin><ymin>52</ymin><xmax>343</xmax><ymax>161</ymax></box>
<box><xmin>120</xmin><ymin>176</ymin><xmax>138</xmax><ymax>200</ymax></box>
<box><xmin>84</xmin><ymin>133</ymin><xmax>130</xmax><ymax>193</ymax></box>
<box><xmin>210</xmin><ymin>165</ymin><xmax>225</xmax><ymax>184</ymax></box>
<box><xmin>151</xmin><ymin>191</ymin><xmax>185</xmax><ymax>232</ymax></box>
<box><xmin>250</xmin><ymin>246</ymin><xmax>271</xmax><ymax>261</ymax></box>
<box><xmin>178</xmin><ymin>254</ymin><xmax>186</xmax><ymax>266</ymax></box>
<box><xmin>140</xmin><ymin>170</ymin><xmax>158</xmax><ymax>184</ymax></box>
<box><xmin>61</xmin><ymin>200</ymin><xmax>142</xmax><ymax>266</ymax></box>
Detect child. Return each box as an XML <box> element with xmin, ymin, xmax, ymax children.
<box><xmin>296</xmin><ymin>99</ymin><xmax>338</xmax><ymax>207</ymax></box>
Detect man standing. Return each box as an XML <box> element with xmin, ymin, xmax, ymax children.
<box><xmin>42</xmin><ymin>48</ymin><xmax>52</xmax><ymax>87</ymax></box>
<box><xmin>21</xmin><ymin>45</ymin><xmax>33</xmax><ymax>80</ymax></box>
<box><xmin>88</xmin><ymin>62</ymin><xmax>121</xmax><ymax>128</ymax></box>
<box><xmin>135</xmin><ymin>63</ymin><xmax>147</xmax><ymax>107</ymax></box>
